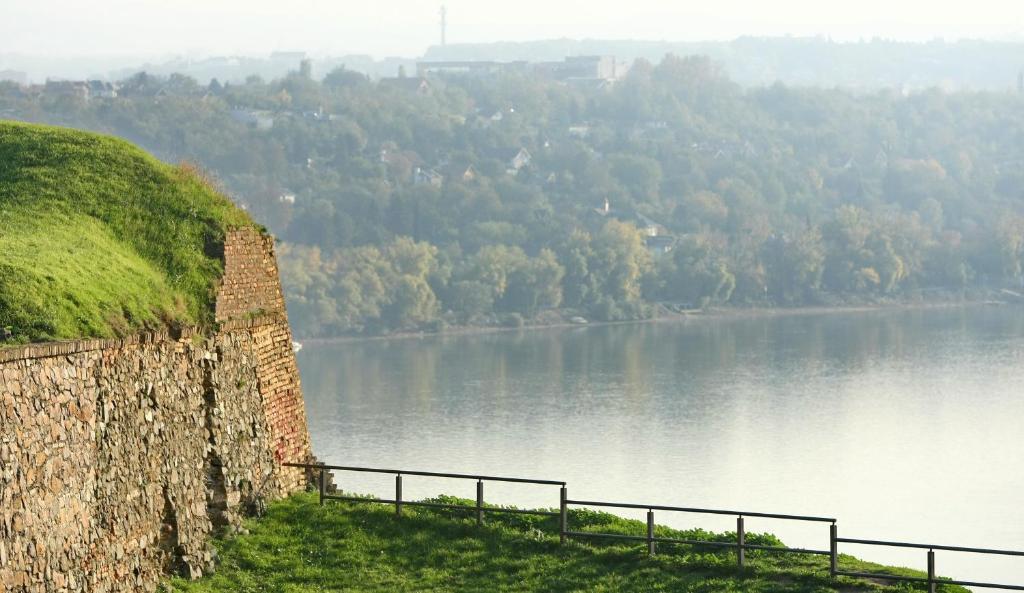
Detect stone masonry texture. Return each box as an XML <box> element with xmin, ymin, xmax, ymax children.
<box><xmin>0</xmin><ymin>228</ymin><xmax>313</xmax><ymax>592</ymax></box>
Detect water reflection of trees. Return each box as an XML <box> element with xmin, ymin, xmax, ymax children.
<box><xmin>300</xmin><ymin>307</ymin><xmax>1024</xmax><ymax>424</ymax></box>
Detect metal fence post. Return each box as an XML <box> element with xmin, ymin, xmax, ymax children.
<box><xmin>395</xmin><ymin>473</ymin><xmax>403</xmax><ymax>517</ymax></box>
<box><xmin>927</xmin><ymin>549</ymin><xmax>936</xmax><ymax>593</ymax></box>
<box><xmin>476</xmin><ymin>480</ymin><xmax>484</xmax><ymax>526</ymax></box>
<box><xmin>737</xmin><ymin>516</ymin><xmax>746</xmax><ymax>568</ymax></box>
<box><xmin>559</xmin><ymin>486</ymin><xmax>568</xmax><ymax>545</ymax></box>
<box><xmin>318</xmin><ymin>464</ymin><xmax>326</xmax><ymax>506</ymax></box>
<box><xmin>829</xmin><ymin>523</ymin><xmax>838</xmax><ymax>577</ymax></box>
<box><xmin>647</xmin><ymin>510</ymin><xmax>656</xmax><ymax>556</ymax></box>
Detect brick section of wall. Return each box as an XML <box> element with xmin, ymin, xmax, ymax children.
<box><xmin>215</xmin><ymin>228</ymin><xmax>287</xmax><ymax>322</ymax></box>
<box><xmin>0</xmin><ymin>229</ymin><xmax>313</xmax><ymax>592</ymax></box>
<box><xmin>216</xmin><ymin>229</ymin><xmax>312</xmax><ymax>493</ymax></box>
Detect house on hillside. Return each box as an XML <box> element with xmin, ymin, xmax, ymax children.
<box><xmin>506</xmin><ymin>148</ymin><xmax>532</xmax><ymax>175</ymax></box>
<box><xmin>636</xmin><ymin>214</ymin><xmax>667</xmax><ymax>238</ymax></box>
<box><xmin>568</xmin><ymin>124</ymin><xmax>591</xmax><ymax>139</ymax></box>
<box><xmin>644</xmin><ymin>235</ymin><xmax>676</xmax><ymax>257</ymax></box>
<box><xmin>592</xmin><ymin>198</ymin><xmax>676</xmax><ymax>257</ymax></box>
<box><xmin>301</xmin><ymin>105</ymin><xmax>337</xmax><ymax>122</ymax></box>
<box><xmin>87</xmin><ymin>80</ymin><xmax>118</xmax><ymax>99</ymax></box>
<box><xmin>379</xmin><ymin>77</ymin><xmax>432</xmax><ymax>95</ymax></box>
<box><xmin>874</xmin><ymin>148</ymin><xmax>889</xmax><ymax>168</ymax></box>
<box><xmin>230</xmin><ymin>108</ymin><xmax>275</xmax><ymax>130</ymax></box>
<box><xmin>442</xmin><ymin>163</ymin><xmax>477</xmax><ymax>182</ymax></box>
<box><xmin>413</xmin><ymin>167</ymin><xmax>444</xmax><ymax>187</ymax></box>
<box><xmin>44</xmin><ymin>80</ymin><xmax>89</xmax><ymax>100</ymax></box>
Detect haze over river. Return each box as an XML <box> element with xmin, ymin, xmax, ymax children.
<box><xmin>298</xmin><ymin>306</ymin><xmax>1024</xmax><ymax>586</ymax></box>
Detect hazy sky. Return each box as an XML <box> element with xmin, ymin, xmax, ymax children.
<box><xmin>3</xmin><ymin>0</ymin><xmax>1022</xmax><ymax>58</ymax></box>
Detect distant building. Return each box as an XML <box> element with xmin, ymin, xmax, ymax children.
<box><xmin>417</xmin><ymin>60</ymin><xmax>529</xmax><ymax>77</ymax></box>
<box><xmin>506</xmin><ymin>148</ymin><xmax>532</xmax><ymax>175</ymax></box>
<box><xmin>44</xmin><ymin>80</ymin><xmax>89</xmax><ymax>100</ymax></box>
<box><xmin>417</xmin><ymin>56</ymin><xmax>629</xmax><ymax>84</ymax></box>
<box><xmin>536</xmin><ymin>56</ymin><xmax>629</xmax><ymax>82</ymax></box>
<box><xmin>568</xmin><ymin>124</ymin><xmax>591</xmax><ymax>138</ymax></box>
<box><xmin>40</xmin><ymin>79</ymin><xmax>118</xmax><ymax>100</ymax></box>
<box><xmin>413</xmin><ymin>167</ymin><xmax>444</xmax><ymax>187</ymax></box>
<box><xmin>593</xmin><ymin>198</ymin><xmax>675</xmax><ymax>256</ymax></box>
<box><xmin>0</xmin><ymin>70</ymin><xmax>28</xmax><ymax>85</ymax></box>
<box><xmin>636</xmin><ymin>214</ymin><xmax>669</xmax><ymax>238</ymax></box>
<box><xmin>87</xmin><ymin>80</ymin><xmax>118</xmax><ymax>99</ymax></box>
<box><xmin>302</xmin><ymin>105</ymin><xmax>336</xmax><ymax>122</ymax></box>
<box><xmin>644</xmin><ymin>235</ymin><xmax>676</xmax><ymax>257</ymax></box>
<box><xmin>378</xmin><ymin>77</ymin><xmax>432</xmax><ymax>95</ymax></box>
<box><xmin>230</xmin><ymin>108</ymin><xmax>275</xmax><ymax>130</ymax></box>
<box><xmin>442</xmin><ymin>163</ymin><xmax>477</xmax><ymax>182</ymax></box>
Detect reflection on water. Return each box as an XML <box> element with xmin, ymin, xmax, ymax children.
<box><xmin>298</xmin><ymin>306</ymin><xmax>1024</xmax><ymax>586</ymax></box>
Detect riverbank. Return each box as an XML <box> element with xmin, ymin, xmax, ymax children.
<box><xmin>164</xmin><ymin>492</ymin><xmax>959</xmax><ymax>593</ymax></box>
<box><xmin>297</xmin><ymin>297</ymin><xmax>1010</xmax><ymax>346</ymax></box>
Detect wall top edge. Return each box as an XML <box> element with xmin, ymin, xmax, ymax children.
<box><xmin>0</xmin><ymin>314</ymin><xmax>286</xmax><ymax>364</ymax></box>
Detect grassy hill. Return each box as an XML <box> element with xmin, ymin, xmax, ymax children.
<box><xmin>0</xmin><ymin>121</ymin><xmax>254</xmax><ymax>344</ymax></box>
<box><xmin>166</xmin><ymin>492</ymin><xmax>964</xmax><ymax>593</ymax></box>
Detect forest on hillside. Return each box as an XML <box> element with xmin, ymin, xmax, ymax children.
<box><xmin>3</xmin><ymin>55</ymin><xmax>1024</xmax><ymax>337</ymax></box>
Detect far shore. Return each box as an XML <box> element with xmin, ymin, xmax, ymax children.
<box><xmin>296</xmin><ymin>298</ymin><xmax>1014</xmax><ymax>346</ymax></box>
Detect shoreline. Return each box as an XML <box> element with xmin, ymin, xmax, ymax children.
<box><xmin>297</xmin><ymin>298</ymin><xmax>1011</xmax><ymax>346</ymax></box>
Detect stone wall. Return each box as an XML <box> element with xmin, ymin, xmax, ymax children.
<box><xmin>0</xmin><ymin>229</ymin><xmax>313</xmax><ymax>592</ymax></box>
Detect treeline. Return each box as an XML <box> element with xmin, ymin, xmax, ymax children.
<box><xmin>3</xmin><ymin>55</ymin><xmax>1024</xmax><ymax>336</ymax></box>
<box><xmin>279</xmin><ymin>219</ymin><xmax>651</xmax><ymax>334</ymax></box>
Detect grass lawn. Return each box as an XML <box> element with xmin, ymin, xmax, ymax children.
<box><xmin>165</xmin><ymin>492</ymin><xmax>964</xmax><ymax>593</ymax></box>
<box><xmin>0</xmin><ymin>121</ymin><xmax>254</xmax><ymax>343</ymax></box>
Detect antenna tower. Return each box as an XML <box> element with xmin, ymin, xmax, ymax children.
<box><xmin>440</xmin><ymin>5</ymin><xmax>447</xmax><ymax>46</ymax></box>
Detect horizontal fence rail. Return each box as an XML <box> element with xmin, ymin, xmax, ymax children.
<box><xmin>283</xmin><ymin>462</ymin><xmax>564</xmax><ymax>525</ymax></box>
<box><xmin>564</xmin><ymin>498</ymin><xmax>835</xmax><ymax>567</ymax></box>
<box><xmin>283</xmin><ymin>462</ymin><xmax>1023</xmax><ymax>590</ymax></box>
<box><xmin>298</xmin><ymin>463</ymin><xmax>566</xmax><ymax>485</ymax></box>
<box><xmin>835</xmin><ymin>537</ymin><xmax>1024</xmax><ymax>592</ymax></box>
<box><xmin>564</xmin><ymin>498</ymin><xmax>837</xmax><ymax>522</ymax></box>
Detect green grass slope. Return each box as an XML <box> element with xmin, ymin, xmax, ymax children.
<box><xmin>0</xmin><ymin>121</ymin><xmax>254</xmax><ymax>343</ymax></box>
<box><xmin>167</xmin><ymin>493</ymin><xmax>965</xmax><ymax>593</ymax></box>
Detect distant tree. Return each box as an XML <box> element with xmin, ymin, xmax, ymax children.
<box><xmin>591</xmin><ymin>220</ymin><xmax>652</xmax><ymax>304</ymax></box>
<box><xmin>385</xmin><ymin>275</ymin><xmax>438</xmax><ymax>329</ymax></box>
<box><xmin>323</xmin><ymin>66</ymin><xmax>369</xmax><ymax>89</ymax></box>
<box><xmin>447</xmin><ymin>281</ymin><xmax>494</xmax><ymax>322</ymax></box>
<box><xmin>663</xmin><ymin>233</ymin><xmax>735</xmax><ymax>307</ymax></box>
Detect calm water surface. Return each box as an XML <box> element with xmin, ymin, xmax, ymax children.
<box><xmin>297</xmin><ymin>306</ymin><xmax>1024</xmax><ymax>585</ymax></box>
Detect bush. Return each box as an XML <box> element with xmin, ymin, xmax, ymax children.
<box><xmin>498</xmin><ymin>312</ymin><xmax>524</xmax><ymax>328</ymax></box>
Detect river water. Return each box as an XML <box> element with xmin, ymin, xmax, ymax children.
<box><xmin>297</xmin><ymin>306</ymin><xmax>1024</xmax><ymax>586</ymax></box>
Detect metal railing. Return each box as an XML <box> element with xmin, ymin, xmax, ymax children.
<box><xmin>284</xmin><ymin>462</ymin><xmax>1023</xmax><ymax>591</ymax></box>
<box><xmin>562</xmin><ymin>498</ymin><xmax>835</xmax><ymax>567</ymax></box>
<box><xmin>833</xmin><ymin>536</ymin><xmax>1024</xmax><ymax>592</ymax></box>
<box><xmin>284</xmin><ymin>462</ymin><xmax>564</xmax><ymax>524</ymax></box>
